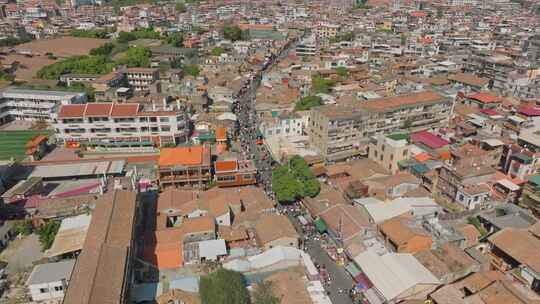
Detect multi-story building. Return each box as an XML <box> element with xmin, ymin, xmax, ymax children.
<box><xmin>308</xmin><ymin>105</ymin><xmax>367</xmax><ymax>162</ymax></box>
<box><xmin>259</xmin><ymin>112</ymin><xmax>305</xmax><ymax>138</ymax></box>
<box><xmin>214</xmin><ymin>158</ymin><xmax>257</xmax><ymax>187</ymax></box>
<box><xmin>158</xmin><ymin>146</ymin><xmax>212</xmax><ymax>189</ymax></box>
<box><xmin>360</xmin><ymin>91</ymin><xmax>453</xmax><ymax>136</ymax></box>
<box><xmin>308</xmin><ymin>91</ymin><xmax>452</xmax><ymax>161</ymax></box>
<box><xmin>314</xmin><ymin>23</ymin><xmax>339</xmax><ymax>40</ymax></box>
<box><xmin>53</xmin><ymin>102</ymin><xmax>190</xmax><ymax>147</ymax></box>
<box><xmin>126</xmin><ymin>68</ymin><xmax>159</xmax><ymax>92</ymax></box>
<box><xmin>0</xmin><ymin>88</ymin><xmax>87</xmax><ymax>124</ymax></box>
<box><xmin>368</xmin><ymin>134</ymin><xmax>410</xmax><ymax>174</ymax></box>
<box><xmin>520</xmin><ymin>174</ymin><xmax>540</xmax><ymax>216</ymax></box>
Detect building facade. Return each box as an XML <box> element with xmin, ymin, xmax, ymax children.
<box><xmin>0</xmin><ymin>88</ymin><xmax>87</xmax><ymax>124</ymax></box>
<box><xmin>54</xmin><ymin>102</ymin><xmax>190</xmax><ymax>148</ymax></box>
<box><xmin>308</xmin><ymin>91</ymin><xmax>452</xmax><ymax>161</ymax></box>
<box><xmin>126</xmin><ymin>68</ymin><xmax>159</xmax><ymax>92</ymax></box>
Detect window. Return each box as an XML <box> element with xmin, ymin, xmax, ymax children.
<box><xmin>381</xmin><ymin>144</ymin><xmax>385</xmax><ymax>152</ymax></box>
<box><xmin>243</xmin><ymin>174</ymin><xmax>254</xmax><ymax>180</ymax></box>
<box><xmin>389</xmin><ymin>164</ymin><xmax>392</xmax><ymax>171</ymax></box>
<box><xmin>40</xmin><ymin>288</ymin><xmax>48</xmax><ymax>293</ymax></box>
<box><xmin>139</xmin><ymin>117</ymin><xmax>148</xmax><ymax>122</ymax></box>
<box><xmin>390</xmin><ymin>154</ymin><xmax>394</xmax><ymax>161</ymax></box>
<box><xmin>161</xmin><ymin>126</ymin><xmax>171</xmax><ymax>132</ymax></box>
<box><xmin>459</xmin><ymin>194</ymin><xmax>464</xmax><ymax>201</ymax></box>
<box><xmin>159</xmin><ymin>117</ymin><xmax>170</xmax><ymax>122</ymax></box>
<box><xmin>54</xmin><ymin>286</ymin><xmax>63</xmax><ymax>291</ymax></box>
<box><xmin>380</xmin><ymin>154</ymin><xmax>383</xmax><ymax>161</ymax></box>
<box><xmin>217</xmin><ymin>175</ymin><xmax>236</xmax><ymax>182</ymax></box>
<box><xmin>403</xmin><ymin>149</ymin><xmax>408</xmax><ymax>156</ymax></box>
<box><xmin>149</xmin><ymin>117</ymin><xmax>157</xmax><ymax>122</ymax></box>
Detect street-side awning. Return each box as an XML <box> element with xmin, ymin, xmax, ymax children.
<box><xmin>314</xmin><ymin>218</ymin><xmax>327</xmax><ymax>233</ymax></box>
<box><xmin>345</xmin><ymin>262</ymin><xmax>361</xmax><ymax>278</ymax></box>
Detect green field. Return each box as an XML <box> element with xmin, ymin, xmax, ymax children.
<box><xmin>0</xmin><ymin>130</ymin><xmax>52</xmax><ymax>161</ymax></box>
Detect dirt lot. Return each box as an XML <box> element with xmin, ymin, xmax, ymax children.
<box><xmin>0</xmin><ymin>54</ymin><xmax>58</xmax><ymax>82</ymax></box>
<box><xmin>14</xmin><ymin>36</ymin><xmax>109</xmax><ymax>58</ymax></box>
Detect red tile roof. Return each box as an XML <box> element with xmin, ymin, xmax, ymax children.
<box><xmin>518</xmin><ymin>107</ymin><xmax>540</xmax><ymax>117</ymax></box>
<box><xmin>480</xmin><ymin>108</ymin><xmax>500</xmax><ymax>117</ymax></box>
<box><xmin>467</xmin><ymin>92</ymin><xmax>501</xmax><ymax>104</ymax></box>
<box><xmin>84</xmin><ymin>103</ymin><xmax>113</xmax><ymax>117</ymax></box>
<box><xmin>159</xmin><ymin>146</ymin><xmax>208</xmax><ymax>167</ymax></box>
<box><xmin>58</xmin><ymin>104</ymin><xmax>85</xmax><ymax>119</ymax></box>
<box><xmin>411</xmin><ymin>131</ymin><xmax>449</xmax><ymax>149</ymax></box>
<box><xmin>110</xmin><ymin>104</ymin><xmax>139</xmax><ymax>117</ymax></box>
<box><xmin>215</xmin><ymin>160</ymin><xmax>237</xmax><ymax>172</ymax></box>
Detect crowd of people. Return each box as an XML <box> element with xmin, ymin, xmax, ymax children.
<box><xmin>233</xmin><ymin>69</ymin><xmax>275</xmax><ymax>200</ymax></box>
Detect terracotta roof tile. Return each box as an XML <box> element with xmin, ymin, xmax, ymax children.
<box><xmin>159</xmin><ymin>146</ymin><xmax>209</xmax><ymax>166</ymax></box>
<box><xmin>84</xmin><ymin>103</ymin><xmax>113</xmax><ymax>117</ymax></box>
<box><xmin>58</xmin><ymin>104</ymin><xmax>85</xmax><ymax>119</ymax></box>
<box><xmin>110</xmin><ymin>104</ymin><xmax>139</xmax><ymax>117</ymax></box>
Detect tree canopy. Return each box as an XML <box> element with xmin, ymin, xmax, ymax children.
<box><xmin>223</xmin><ymin>25</ymin><xmax>243</xmax><ymax>41</ymax></box>
<box><xmin>0</xmin><ymin>36</ymin><xmax>32</xmax><ymax>47</ymax></box>
<box><xmin>175</xmin><ymin>2</ymin><xmax>186</xmax><ymax>13</ymax></box>
<box><xmin>211</xmin><ymin>47</ymin><xmax>226</xmax><ymax>56</ymax></box>
<box><xmin>335</xmin><ymin>66</ymin><xmax>348</xmax><ymax>78</ymax></box>
<box><xmin>37</xmin><ymin>220</ymin><xmax>60</xmax><ymax>252</ymax></box>
<box><xmin>199</xmin><ymin>268</ymin><xmax>249</xmax><ymax>304</ymax></box>
<box><xmin>184</xmin><ymin>64</ymin><xmax>200</xmax><ymax>77</ymax></box>
<box><xmin>37</xmin><ymin>55</ymin><xmax>116</xmax><ymax>79</ymax></box>
<box><xmin>89</xmin><ymin>42</ymin><xmax>115</xmax><ymax>56</ymax></box>
<box><xmin>165</xmin><ymin>32</ymin><xmax>184</xmax><ymax>47</ymax></box>
<box><xmin>116</xmin><ymin>47</ymin><xmax>152</xmax><ymax>67</ymax></box>
<box><xmin>272</xmin><ymin>155</ymin><xmax>320</xmax><ymax>203</ymax></box>
<box><xmin>295</xmin><ymin>95</ymin><xmax>323</xmax><ymax>111</ymax></box>
<box><xmin>311</xmin><ymin>75</ymin><xmax>336</xmax><ymax>94</ymax></box>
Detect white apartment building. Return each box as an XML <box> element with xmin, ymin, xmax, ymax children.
<box><xmin>126</xmin><ymin>68</ymin><xmax>159</xmax><ymax>92</ymax></box>
<box><xmin>53</xmin><ymin>102</ymin><xmax>190</xmax><ymax>147</ymax></box>
<box><xmin>26</xmin><ymin>260</ymin><xmax>75</xmax><ymax>303</ymax></box>
<box><xmin>259</xmin><ymin>112</ymin><xmax>306</xmax><ymax>138</ymax></box>
<box><xmin>0</xmin><ymin>88</ymin><xmax>87</xmax><ymax>124</ymax></box>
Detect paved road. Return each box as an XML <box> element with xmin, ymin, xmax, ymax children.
<box><xmin>288</xmin><ymin>214</ymin><xmax>354</xmax><ymax>304</ymax></box>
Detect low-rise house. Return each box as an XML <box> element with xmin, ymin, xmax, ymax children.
<box><xmin>254</xmin><ymin>215</ymin><xmax>299</xmax><ymax>250</ymax></box>
<box><xmin>126</xmin><ymin>67</ymin><xmax>159</xmax><ymax>92</ymax></box>
<box><xmin>353</xmin><ymin>249</ymin><xmax>440</xmax><ymax>303</ymax></box>
<box><xmin>461</xmin><ymin>92</ymin><xmax>502</xmax><ymax>110</ymax></box>
<box><xmin>356</xmin><ymin>196</ymin><xmax>441</xmax><ymax>224</ymax></box>
<box><xmin>214</xmin><ymin>158</ymin><xmax>257</xmax><ymax>187</ymax></box>
<box><xmin>26</xmin><ymin>260</ymin><xmax>76</xmax><ymax>303</ymax></box>
<box><xmin>364</xmin><ymin>173</ymin><xmax>421</xmax><ymax>200</ymax></box>
<box><xmin>158</xmin><ymin>146</ymin><xmax>212</xmax><ymax>189</ymax></box>
<box><xmin>487</xmin><ymin>227</ymin><xmax>540</xmax><ymax>295</ymax></box>
<box><xmin>447</xmin><ymin>73</ymin><xmax>489</xmax><ymax>92</ymax></box>
<box><xmin>379</xmin><ymin>216</ymin><xmax>432</xmax><ymax>254</ymax></box>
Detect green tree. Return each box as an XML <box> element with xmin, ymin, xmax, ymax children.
<box><xmin>0</xmin><ymin>36</ymin><xmax>32</xmax><ymax>47</ymax></box>
<box><xmin>294</xmin><ymin>95</ymin><xmax>323</xmax><ymax>111</ymax></box>
<box><xmin>36</xmin><ymin>220</ymin><xmax>60</xmax><ymax>251</ymax></box>
<box><xmin>223</xmin><ymin>25</ymin><xmax>242</xmax><ymax>41</ymax></box>
<box><xmin>289</xmin><ymin>155</ymin><xmax>320</xmax><ymax>197</ymax></box>
<box><xmin>166</xmin><ymin>32</ymin><xmax>184</xmax><ymax>47</ymax></box>
<box><xmin>211</xmin><ymin>47</ymin><xmax>226</xmax><ymax>56</ymax></box>
<box><xmin>400</xmin><ymin>33</ymin><xmax>407</xmax><ymax>46</ymax></box>
<box><xmin>14</xmin><ymin>219</ymin><xmax>33</xmax><ymax>236</ymax></box>
<box><xmin>117</xmin><ymin>47</ymin><xmax>152</xmax><ymax>67</ymax></box>
<box><xmin>200</xmin><ymin>268</ymin><xmax>249</xmax><ymax>304</ymax></box>
<box><xmin>253</xmin><ymin>281</ymin><xmax>280</xmax><ymax>304</ymax></box>
<box><xmin>272</xmin><ymin>166</ymin><xmax>304</xmax><ymax>203</ymax></box>
<box><xmin>272</xmin><ymin>156</ymin><xmax>320</xmax><ymax>203</ymax></box>
<box><xmin>71</xmin><ymin>29</ymin><xmax>109</xmax><ymax>39</ymax></box>
<box><xmin>184</xmin><ymin>64</ymin><xmax>200</xmax><ymax>77</ymax></box>
<box><xmin>117</xmin><ymin>31</ymin><xmax>137</xmax><ymax>44</ymax></box>
<box><xmin>335</xmin><ymin>66</ymin><xmax>348</xmax><ymax>78</ymax></box>
<box><xmin>175</xmin><ymin>2</ymin><xmax>186</xmax><ymax>12</ymax></box>
<box><xmin>90</xmin><ymin>42</ymin><xmax>115</xmax><ymax>56</ymax></box>
<box><xmin>37</xmin><ymin>55</ymin><xmax>116</xmax><ymax>79</ymax></box>
<box><xmin>312</xmin><ymin>75</ymin><xmax>336</xmax><ymax>94</ymax></box>
<box><xmin>437</xmin><ymin>8</ymin><xmax>443</xmax><ymax>18</ymax></box>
